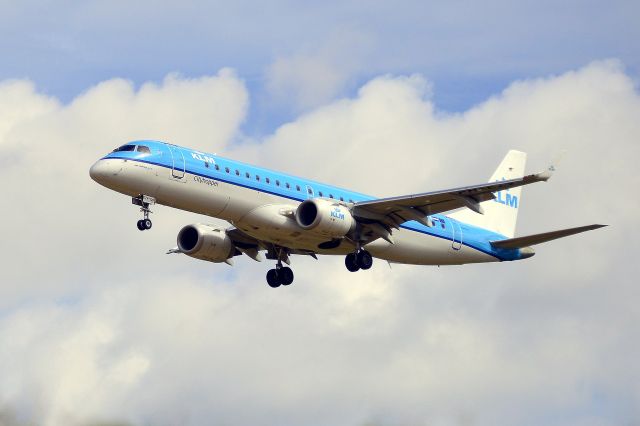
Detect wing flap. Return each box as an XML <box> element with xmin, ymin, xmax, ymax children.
<box><xmin>490</xmin><ymin>224</ymin><xmax>607</xmax><ymax>249</ymax></box>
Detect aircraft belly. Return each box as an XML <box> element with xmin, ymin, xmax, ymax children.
<box><xmin>367</xmin><ymin>227</ymin><xmax>496</xmax><ymax>265</ymax></box>
<box><xmin>220</xmin><ymin>183</ymin><xmax>269</xmax><ymax>223</ymax></box>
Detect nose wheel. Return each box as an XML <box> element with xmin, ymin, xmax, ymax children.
<box><xmin>345</xmin><ymin>249</ymin><xmax>373</xmax><ymax>272</ymax></box>
<box><xmin>132</xmin><ymin>195</ymin><xmax>155</xmax><ymax>231</ymax></box>
<box><xmin>136</xmin><ymin>219</ymin><xmax>152</xmax><ymax>230</ymax></box>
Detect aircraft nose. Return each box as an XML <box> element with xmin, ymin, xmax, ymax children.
<box><xmin>89</xmin><ymin>159</ymin><xmax>121</xmax><ymax>185</ymax></box>
<box><xmin>89</xmin><ymin>160</ymin><xmax>106</xmax><ymax>183</ymax></box>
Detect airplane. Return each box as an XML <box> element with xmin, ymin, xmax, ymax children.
<box><xmin>89</xmin><ymin>140</ymin><xmax>605</xmax><ymax>288</ymax></box>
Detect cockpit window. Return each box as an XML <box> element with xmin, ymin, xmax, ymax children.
<box><xmin>113</xmin><ymin>144</ymin><xmax>136</xmax><ymax>152</ymax></box>
<box><xmin>136</xmin><ymin>145</ymin><xmax>151</xmax><ymax>154</ymax></box>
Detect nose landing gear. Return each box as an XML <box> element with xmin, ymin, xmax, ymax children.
<box><xmin>132</xmin><ymin>195</ymin><xmax>155</xmax><ymax>231</ymax></box>
<box><xmin>136</xmin><ymin>218</ymin><xmax>152</xmax><ymax>231</ymax></box>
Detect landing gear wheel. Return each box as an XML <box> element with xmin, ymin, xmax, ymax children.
<box><xmin>132</xmin><ymin>195</ymin><xmax>155</xmax><ymax>232</ymax></box>
<box><xmin>280</xmin><ymin>267</ymin><xmax>294</xmax><ymax>286</ymax></box>
<box><xmin>345</xmin><ymin>253</ymin><xmax>360</xmax><ymax>272</ymax></box>
<box><xmin>357</xmin><ymin>250</ymin><xmax>373</xmax><ymax>270</ymax></box>
<box><xmin>266</xmin><ymin>269</ymin><xmax>281</xmax><ymax>288</ymax></box>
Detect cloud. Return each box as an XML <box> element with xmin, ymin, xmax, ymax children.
<box><xmin>265</xmin><ymin>29</ymin><xmax>373</xmax><ymax>111</ymax></box>
<box><xmin>1</xmin><ymin>61</ymin><xmax>639</xmax><ymax>425</ymax></box>
<box><xmin>3</xmin><ymin>0</ymin><xmax>639</xmax><ymax>115</ymax></box>
<box><xmin>0</xmin><ymin>69</ymin><xmax>248</xmax><ymax>307</ymax></box>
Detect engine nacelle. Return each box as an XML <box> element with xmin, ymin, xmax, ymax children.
<box><xmin>295</xmin><ymin>199</ymin><xmax>355</xmax><ymax>238</ymax></box>
<box><xmin>177</xmin><ymin>224</ymin><xmax>234</xmax><ymax>263</ymax></box>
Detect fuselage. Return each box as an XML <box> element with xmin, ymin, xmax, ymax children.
<box><xmin>90</xmin><ymin>140</ymin><xmax>528</xmax><ymax>265</ymax></box>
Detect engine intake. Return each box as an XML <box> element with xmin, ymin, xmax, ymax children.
<box><xmin>177</xmin><ymin>224</ymin><xmax>234</xmax><ymax>263</ymax></box>
<box><xmin>295</xmin><ymin>199</ymin><xmax>355</xmax><ymax>238</ymax></box>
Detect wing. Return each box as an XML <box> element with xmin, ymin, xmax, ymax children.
<box><xmin>226</xmin><ymin>227</ymin><xmax>318</xmax><ymax>264</ymax></box>
<box><xmin>352</xmin><ymin>167</ymin><xmax>554</xmax><ymax>229</ymax></box>
<box><xmin>167</xmin><ymin>226</ymin><xmax>317</xmax><ymax>265</ymax></box>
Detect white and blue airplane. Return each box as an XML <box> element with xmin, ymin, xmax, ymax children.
<box><xmin>90</xmin><ymin>140</ymin><xmax>605</xmax><ymax>287</ymax></box>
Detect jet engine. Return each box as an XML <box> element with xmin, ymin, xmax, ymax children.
<box><xmin>177</xmin><ymin>224</ymin><xmax>234</xmax><ymax>263</ymax></box>
<box><xmin>295</xmin><ymin>199</ymin><xmax>355</xmax><ymax>238</ymax></box>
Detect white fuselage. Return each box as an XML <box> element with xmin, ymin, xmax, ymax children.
<box><xmin>92</xmin><ymin>155</ymin><xmax>497</xmax><ymax>266</ymax></box>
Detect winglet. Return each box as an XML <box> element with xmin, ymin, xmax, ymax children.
<box><xmin>536</xmin><ymin>149</ymin><xmax>567</xmax><ymax>181</ymax></box>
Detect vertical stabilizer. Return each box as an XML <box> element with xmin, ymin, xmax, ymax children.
<box><xmin>450</xmin><ymin>150</ymin><xmax>526</xmax><ymax>238</ymax></box>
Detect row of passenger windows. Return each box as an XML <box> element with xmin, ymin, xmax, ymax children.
<box><xmin>204</xmin><ymin>161</ymin><xmax>353</xmax><ymax>203</ymax></box>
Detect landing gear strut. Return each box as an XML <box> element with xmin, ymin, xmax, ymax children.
<box><xmin>266</xmin><ymin>262</ymin><xmax>294</xmax><ymax>288</ymax></box>
<box><xmin>345</xmin><ymin>249</ymin><xmax>373</xmax><ymax>272</ymax></box>
<box><xmin>132</xmin><ymin>195</ymin><xmax>155</xmax><ymax>231</ymax></box>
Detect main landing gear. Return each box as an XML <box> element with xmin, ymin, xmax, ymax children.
<box><xmin>345</xmin><ymin>249</ymin><xmax>373</xmax><ymax>272</ymax></box>
<box><xmin>132</xmin><ymin>195</ymin><xmax>155</xmax><ymax>231</ymax></box>
<box><xmin>266</xmin><ymin>262</ymin><xmax>294</xmax><ymax>288</ymax></box>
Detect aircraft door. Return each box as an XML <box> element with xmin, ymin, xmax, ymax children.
<box><xmin>305</xmin><ymin>185</ymin><xmax>315</xmax><ymax>199</ymax></box>
<box><xmin>444</xmin><ymin>217</ymin><xmax>463</xmax><ymax>252</ymax></box>
<box><xmin>168</xmin><ymin>145</ymin><xmax>185</xmax><ymax>179</ymax></box>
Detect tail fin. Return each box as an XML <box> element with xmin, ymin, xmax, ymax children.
<box><xmin>450</xmin><ymin>150</ymin><xmax>526</xmax><ymax>238</ymax></box>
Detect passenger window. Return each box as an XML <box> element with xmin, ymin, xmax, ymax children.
<box><xmin>214</xmin><ymin>164</ymin><xmax>219</xmax><ymax>171</ymax></box>
<box><xmin>286</xmin><ymin>183</ymin><xmax>290</xmax><ymax>189</ymax></box>
<box><xmin>136</xmin><ymin>145</ymin><xmax>151</xmax><ymax>154</ymax></box>
<box><xmin>276</xmin><ymin>180</ymin><xmax>280</xmax><ymax>186</ymax></box>
<box><xmin>296</xmin><ymin>185</ymin><xmax>301</xmax><ymax>191</ymax></box>
<box><xmin>307</xmin><ymin>188</ymin><xmax>313</xmax><ymax>195</ymax></box>
<box><xmin>205</xmin><ymin>162</ymin><xmax>209</xmax><ymax>168</ymax></box>
<box><xmin>256</xmin><ymin>175</ymin><xmax>260</xmax><ymax>181</ymax></box>
<box><xmin>349</xmin><ymin>199</ymin><xmax>354</xmax><ymax>203</ymax></box>
<box><xmin>329</xmin><ymin>194</ymin><xmax>334</xmax><ymax>199</ymax></box>
<box><xmin>245</xmin><ymin>172</ymin><xmax>250</xmax><ymax>178</ymax></box>
<box><xmin>265</xmin><ymin>177</ymin><xmax>270</xmax><ymax>184</ymax></box>
<box><xmin>340</xmin><ymin>196</ymin><xmax>344</xmax><ymax>201</ymax></box>
<box><xmin>318</xmin><ymin>191</ymin><xmax>323</xmax><ymax>197</ymax></box>
<box><xmin>235</xmin><ymin>170</ymin><xmax>239</xmax><ymax>176</ymax></box>
<box><xmin>225</xmin><ymin>167</ymin><xmax>230</xmax><ymax>173</ymax></box>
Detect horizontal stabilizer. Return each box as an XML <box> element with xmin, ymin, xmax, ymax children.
<box><xmin>490</xmin><ymin>224</ymin><xmax>607</xmax><ymax>249</ymax></box>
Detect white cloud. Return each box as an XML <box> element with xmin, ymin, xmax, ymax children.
<box><xmin>265</xmin><ymin>30</ymin><xmax>373</xmax><ymax>111</ymax></box>
<box><xmin>0</xmin><ymin>69</ymin><xmax>248</xmax><ymax>307</ymax></box>
<box><xmin>0</xmin><ymin>61</ymin><xmax>639</xmax><ymax>425</ymax></box>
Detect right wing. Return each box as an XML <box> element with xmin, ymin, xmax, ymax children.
<box><xmin>352</xmin><ymin>166</ymin><xmax>555</xmax><ymax>230</ymax></box>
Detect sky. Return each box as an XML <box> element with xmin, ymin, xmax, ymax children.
<box><xmin>0</xmin><ymin>1</ymin><xmax>639</xmax><ymax>425</ymax></box>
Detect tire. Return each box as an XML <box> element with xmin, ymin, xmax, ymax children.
<box><xmin>143</xmin><ymin>219</ymin><xmax>152</xmax><ymax>230</ymax></box>
<box><xmin>266</xmin><ymin>269</ymin><xmax>281</xmax><ymax>288</ymax></box>
<box><xmin>357</xmin><ymin>250</ymin><xmax>373</xmax><ymax>270</ymax></box>
<box><xmin>136</xmin><ymin>220</ymin><xmax>145</xmax><ymax>231</ymax></box>
<box><xmin>280</xmin><ymin>267</ymin><xmax>294</xmax><ymax>286</ymax></box>
<box><xmin>345</xmin><ymin>253</ymin><xmax>360</xmax><ymax>272</ymax></box>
